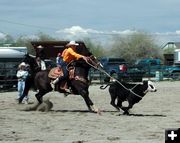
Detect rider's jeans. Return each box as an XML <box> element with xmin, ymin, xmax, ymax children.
<box><xmin>59</xmin><ymin>60</ymin><xmax>68</xmax><ymax>81</ymax></box>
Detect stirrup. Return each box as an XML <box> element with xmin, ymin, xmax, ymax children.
<box><xmin>64</xmin><ymin>92</ymin><xmax>69</xmax><ymax>97</ymax></box>
<box><xmin>50</xmin><ymin>82</ymin><xmax>55</xmax><ymax>90</ymax></box>
<box><xmin>52</xmin><ymin>78</ymin><xmax>59</xmax><ymax>84</ymax></box>
<box><xmin>63</xmin><ymin>89</ymin><xmax>71</xmax><ymax>97</ymax></box>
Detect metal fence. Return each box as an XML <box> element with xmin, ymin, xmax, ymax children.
<box><xmin>89</xmin><ymin>65</ymin><xmax>180</xmax><ymax>84</ymax></box>
<box><xmin>0</xmin><ymin>62</ymin><xmax>19</xmax><ymax>90</ymax></box>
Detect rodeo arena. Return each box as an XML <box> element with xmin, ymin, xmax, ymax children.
<box><xmin>0</xmin><ymin>40</ymin><xmax>180</xmax><ymax>143</ymax></box>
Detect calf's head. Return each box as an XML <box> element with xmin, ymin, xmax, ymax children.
<box><xmin>143</xmin><ymin>80</ymin><xmax>157</xmax><ymax>93</ymax></box>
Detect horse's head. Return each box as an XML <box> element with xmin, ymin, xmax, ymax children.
<box><xmin>76</xmin><ymin>45</ymin><xmax>92</xmax><ymax>57</ymax></box>
<box><xmin>74</xmin><ymin>43</ymin><xmax>102</xmax><ymax>69</ymax></box>
<box><xmin>23</xmin><ymin>54</ymin><xmax>35</xmax><ymax>66</ymax></box>
<box><xmin>23</xmin><ymin>54</ymin><xmax>39</xmax><ymax>74</ymax></box>
<box><xmin>70</xmin><ymin>55</ymin><xmax>100</xmax><ymax>70</ymax></box>
<box><xmin>86</xmin><ymin>55</ymin><xmax>103</xmax><ymax>69</ymax></box>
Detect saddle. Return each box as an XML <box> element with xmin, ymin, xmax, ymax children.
<box><xmin>48</xmin><ymin>67</ymin><xmax>63</xmax><ymax>79</ymax></box>
<box><xmin>48</xmin><ymin>67</ymin><xmax>75</xmax><ymax>92</ymax></box>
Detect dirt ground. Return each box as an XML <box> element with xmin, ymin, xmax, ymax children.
<box><xmin>0</xmin><ymin>81</ymin><xmax>180</xmax><ymax>143</ymax></box>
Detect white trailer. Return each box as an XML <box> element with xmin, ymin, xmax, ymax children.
<box><xmin>174</xmin><ymin>49</ymin><xmax>180</xmax><ymax>65</ymax></box>
<box><xmin>0</xmin><ymin>46</ymin><xmax>27</xmax><ymax>54</ymax></box>
<box><xmin>0</xmin><ymin>47</ymin><xmax>27</xmax><ymax>90</ymax></box>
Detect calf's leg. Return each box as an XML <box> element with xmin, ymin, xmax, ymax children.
<box><xmin>110</xmin><ymin>93</ymin><xmax>120</xmax><ymax>111</ymax></box>
<box><xmin>121</xmin><ymin>101</ymin><xmax>133</xmax><ymax>115</ymax></box>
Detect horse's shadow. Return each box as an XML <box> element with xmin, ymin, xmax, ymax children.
<box><xmin>51</xmin><ymin>109</ymin><xmax>166</xmax><ymax>117</ymax></box>
<box><xmin>52</xmin><ymin>109</ymin><xmax>90</xmax><ymax>113</ymax></box>
<box><xmin>51</xmin><ymin>109</ymin><xmax>120</xmax><ymax>114</ymax></box>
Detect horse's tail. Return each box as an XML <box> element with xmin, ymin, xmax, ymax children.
<box><xmin>100</xmin><ymin>84</ymin><xmax>110</xmax><ymax>90</ymax></box>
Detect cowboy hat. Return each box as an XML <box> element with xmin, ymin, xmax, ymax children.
<box><xmin>19</xmin><ymin>62</ymin><xmax>26</xmax><ymax>67</ymax></box>
<box><xmin>66</xmin><ymin>41</ymin><xmax>79</xmax><ymax>46</ymax></box>
<box><xmin>37</xmin><ymin>45</ymin><xmax>44</xmax><ymax>49</ymax></box>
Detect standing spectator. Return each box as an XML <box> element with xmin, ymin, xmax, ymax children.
<box><xmin>16</xmin><ymin>62</ymin><xmax>29</xmax><ymax>104</ymax></box>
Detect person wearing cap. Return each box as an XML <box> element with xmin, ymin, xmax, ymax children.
<box><xmin>35</xmin><ymin>57</ymin><xmax>46</xmax><ymax>71</ymax></box>
<box><xmin>16</xmin><ymin>62</ymin><xmax>29</xmax><ymax>103</ymax></box>
<box><xmin>35</xmin><ymin>45</ymin><xmax>47</xmax><ymax>71</ymax></box>
<box><xmin>52</xmin><ymin>41</ymin><xmax>88</xmax><ymax>86</ymax></box>
<box><xmin>36</xmin><ymin>45</ymin><xmax>46</xmax><ymax>60</ymax></box>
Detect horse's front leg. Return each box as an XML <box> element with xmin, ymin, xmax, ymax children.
<box><xmin>80</xmin><ymin>90</ymin><xmax>101</xmax><ymax>114</ymax></box>
<box><xmin>35</xmin><ymin>90</ymin><xmax>49</xmax><ymax>104</ymax></box>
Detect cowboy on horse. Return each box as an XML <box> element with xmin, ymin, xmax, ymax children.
<box><xmin>20</xmin><ymin>40</ymin><xmax>101</xmax><ymax>113</ymax></box>
<box><xmin>51</xmin><ymin>41</ymin><xmax>88</xmax><ymax>90</ymax></box>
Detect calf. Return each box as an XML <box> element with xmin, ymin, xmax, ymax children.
<box><xmin>100</xmin><ymin>80</ymin><xmax>157</xmax><ymax>114</ymax></box>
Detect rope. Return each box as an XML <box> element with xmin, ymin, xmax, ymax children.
<box><xmin>86</xmin><ymin>58</ymin><xmax>143</xmax><ymax>99</ymax></box>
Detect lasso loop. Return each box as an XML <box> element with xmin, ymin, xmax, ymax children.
<box><xmin>86</xmin><ymin>57</ymin><xmax>143</xmax><ymax>99</ymax></box>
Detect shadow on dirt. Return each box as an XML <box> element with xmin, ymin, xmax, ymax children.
<box><xmin>50</xmin><ymin>110</ymin><xmax>166</xmax><ymax>117</ymax></box>
<box><xmin>118</xmin><ymin>113</ymin><xmax>166</xmax><ymax>117</ymax></box>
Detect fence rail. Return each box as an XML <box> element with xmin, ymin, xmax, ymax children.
<box><xmin>89</xmin><ymin>65</ymin><xmax>180</xmax><ymax>84</ymax></box>
<box><xmin>0</xmin><ymin>66</ymin><xmax>18</xmax><ymax>90</ymax></box>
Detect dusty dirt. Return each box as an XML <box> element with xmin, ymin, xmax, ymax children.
<box><xmin>0</xmin><ymin>81</ymin><xmax>180</xmax><ymax>143</ymax></box>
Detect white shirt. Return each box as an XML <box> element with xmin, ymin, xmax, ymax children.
<box><xmin>16</xmin><ymin>70</ymin><xmax>28</xmax><ymax>80</ymax></box>
<box><xmin>40</xmin><ymin>60</ymin><xmax>46</xmax><ymax>70</ymax></box>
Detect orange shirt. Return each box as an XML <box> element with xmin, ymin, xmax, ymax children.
<box><xmin>62</xmin><ymin>48</ymin><xmax>83</xmax><ymax>63</ymax></box>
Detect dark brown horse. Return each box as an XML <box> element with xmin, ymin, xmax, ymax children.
<box><xmin>21</xmin><ymin>48</ymin><xmax>100</xmax><ymax>113</ymax></box>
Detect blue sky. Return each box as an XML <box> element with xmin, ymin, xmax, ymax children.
<box><xmin>0</xmin><ymin>0</ymin><xmax>180</xmax><ymax>45</ymax></box>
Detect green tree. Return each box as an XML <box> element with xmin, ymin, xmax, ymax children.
<box><xmin>15</xmin><ymin>32</ymin><xmax>57</xmax><ymax>55</ymax></box>
<box><xmin>15</xmin><ymin>36</ymin><xmax>35</xmax><ymax>55</ymax></box>
<box><xmin>37</xmin><ymin>32</ymin><xmax>56</xmax><ymax>41</ymax></box>
<box><xmin>0</xmin><ymin>34</ymin><xmax>15</xmax><ymax>46</ymax></box>
<box><xmin>109</xmin><ymin>32</ymin><xmax>163</xmax><ymax>64</ymax></box>
<box><xmin>163</xmin><ymin>47</ymin><xmax>175</xmax><ymax>54</ymax></box>
<box><xmin>83</xmin><ymin>38</ymin><xmax>105</xmax><ymax>58</ymax></box>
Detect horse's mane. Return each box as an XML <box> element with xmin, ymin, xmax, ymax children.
<box><xmin>23</xmin><ymin>54</ymin><xmax>39</xmax><ymax>74</ymax></box>
<box><xmin>76</xmin><ymin>46</ymin><xmax>92</xmax><ymax>57</ymax></box>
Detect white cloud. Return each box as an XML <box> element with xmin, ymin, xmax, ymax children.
<box><xmin>55</xmin><ymin>26</ymin><xmax>180</xmax><ymax>46</ymax></box>
<box><xmin>155</xmin><ymin>30</ymin><xmax>180</xmax><ymax>36</ymax></box>
<box><xmin>56</xmin><ymin>26</ymin><xmax>138</xmax><ymax>36</ymax></box>
<box><xmin>56</xmin><ymin>26</ymin><xmax>102</xmax><ymax>35</ymax></box>
<box><xmin>111</xmin><ymin>29</ymin><xmax>137</xmax><ymax>35</ymax></box>
<box><xmin>175</xmin><ymin>30</ymin><xmax>180</xmax><ymax>35</ymax></box>
<box><xmin>0</xmin><ymin>32</ymin><xmax>6</xmax><ymax>39</ymax></box>
<box><xmin>56</xmin><ymin>26</ymin><xmax>103</xmax><ymax>40</ymax></box>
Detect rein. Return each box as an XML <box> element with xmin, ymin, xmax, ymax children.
<box><xmin>86</xmin><ymin>58</ymin><xmax>143</xmax><ymax>99</ymax></box>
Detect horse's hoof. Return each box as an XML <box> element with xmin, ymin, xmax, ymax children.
<box><xmin>97</xmin><ymin>110</ymin><xmax>102</xmax><ymax>115</ymax></box>
<box><xmin>95</xmin><ymin>108</ymin><xmax>101</xmax><ymax>115</ymax></box>
<box><xmin>123</xmin><ymin>111</ymin><xmax>129</xmax><ymax>115</ymax></box>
